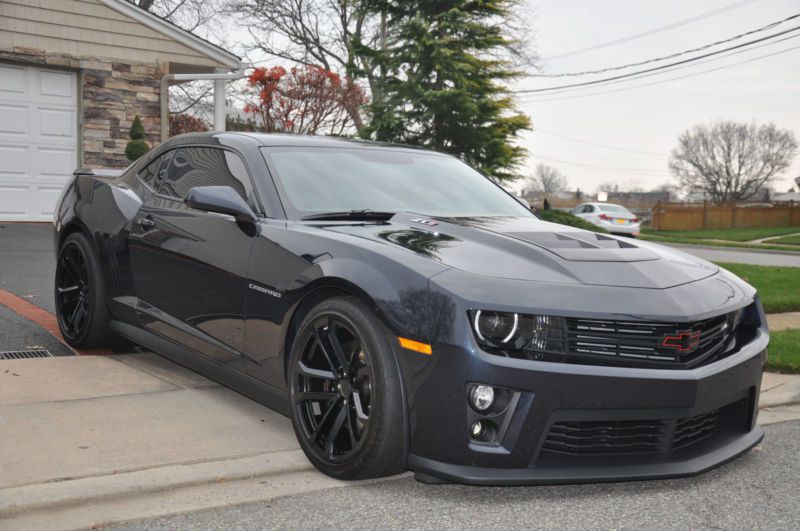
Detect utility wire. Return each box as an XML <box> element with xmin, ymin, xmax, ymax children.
<box><xmin>547</xmin><ymin>0</ymin><xmax>758</xmax><ymax>61</ymax></box>
<box><xmin>519</xmin><ymin>31</ymin><xmax>800</xmax><ymax>100</ymax></box>
<box><xmin>533</xmin><ymin>129</ymin><xmax>668</xmax><ymax>157</ymax></box>
<box><xmin>516</xmin><ymin>23</ymin><xmax>800</xmax><ymax>94</ymax></box>
<box><xmin>521</xmin><ymin>40</ymin><xmax>800</xmax><ymax>103</ymax></box>
<box><xmin>534</xmin><ymin>12</ymin><xmax>800</xmax><ymax>78</ymax></box>
<box><xmin>530</xmin><ymin>155</ymin><xmax>668</xmax><ymax>175</ymax></box>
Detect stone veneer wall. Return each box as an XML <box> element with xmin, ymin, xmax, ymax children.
<box><xmin>0</xmin><ymin>47</ymin><xmax>166</xmax><ymax>168</ymax></box>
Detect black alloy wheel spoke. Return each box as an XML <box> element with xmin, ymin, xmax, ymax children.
<box><xmin>68</xmin><ymin>297</ymin><xmax>87</xmax><ymax>333</ymax></box>
<box><xmin>352</xmin><ymin>390</ymin><xmax>369</xmax><ymax>421</ymax></box>
<box><xmin>325</xmin><ymin>406</ymin><xmax>349</xmax><ymax>458</ymax></box>
<box><xmin>313</xmin><ymin>326</ymin><xmax>339</xmax><ymax>373</ymax></box>
<box><xmin>346</xmin><ymin>405</ymin><xmax>359</xmax><ymax>447</ymax></box>
<box><xmin>57</xmin><ymin>285</ymin><xmax>80</xmax><ymax>294</ymax></box>
<box><xmin>297</xmin><ymin>361</ymin><xmax>335</xmax><ymax>381</ymax></box>
<box><xmin>325</xmin><ymin>319</ymin><xmax>351</xmax><ymax>371</ymax></box>
<box><xmin>308</xmin><ymin>397</ymin><xmax>342</xmax><ymax>444</ymax></box>
<box><xmin>62</xmin><ymin>254</ymin><xmax>84</xmax><ymax>284</ymax></box>
<box><xmin>296</xmin><ymin>391</ymin><xmax>338</xmax><ymax>403</ymax></box>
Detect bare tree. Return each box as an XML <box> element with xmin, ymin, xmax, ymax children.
<box><xmin>529</xmin><ymin>164</ymin><xmax>568</xmax><ymax>195</ymax></box>
<box><xmin>128</xmin><ymin>0</ymin><xmax>223</xmax><ymax>35</ymax></box>
<box><xmin>669</xmin><ymin>121</ymin><xmax>798</xmax><ymax>202</ymax></box>
<box><xmin>595</xmin><ymin>181</ymin><xmax>619</xmax><ymax>194</ymax></box>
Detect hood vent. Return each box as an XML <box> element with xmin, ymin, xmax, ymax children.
<box><xmin>505</xmin><ymin>231</ymin><xmax>657</xmax><ymax>262</ymax></box>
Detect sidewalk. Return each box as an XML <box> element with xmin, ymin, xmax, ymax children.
<box><xmin>766</xmin><ymin>312</ymin><xmax>800</xmax><ymax>332</ymax></box>
<box><xmin>1</xmin><ymin>351</ymin><xmax>798</xmax><ymax>530</ymax></box>
<box><xmin>0</xmin><ymin>353</ymin><xmax>372</xmax><ymax>530</ymax></box>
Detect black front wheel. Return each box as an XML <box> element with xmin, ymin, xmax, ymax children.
<box><xmin>288</xmin><ymin>297</ymin><xmax>405</xmax><ymax>480</ymax></box>
<box><xmin>55</xmin><ymin>232</ymin><xmax>113</xmax><ymax>348</ymax></box>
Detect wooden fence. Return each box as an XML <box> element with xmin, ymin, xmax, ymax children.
<box><xmin>651</xmin><ymin>201</ymin><xmax>800</xmax><ymax>231</ymax></box>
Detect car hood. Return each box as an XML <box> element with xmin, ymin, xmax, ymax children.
<box><xmin>319</xmin><ymin>213</ymin><xmax>719</xmax><ymax>289</ymax></box>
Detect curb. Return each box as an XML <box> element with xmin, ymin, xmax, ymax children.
<box><xmin>0</xmin><ymin>450</ymin><xmax>315</xmax><ymax>517</ymax></box>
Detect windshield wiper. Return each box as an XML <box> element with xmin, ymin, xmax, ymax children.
<box><xmin>301</xmin><ymin>209</ymin><xmax>396</xmax><ymax>221</ymax></box>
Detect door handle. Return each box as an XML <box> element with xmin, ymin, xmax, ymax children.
<box><xmin>137</xmin><ymin>216</ymin><xmax>156</xmax><ymax>229</ymax></box>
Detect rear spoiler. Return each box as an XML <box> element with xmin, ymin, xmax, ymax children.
<box><xmin>72</xmin><ymin>168</ymin><xmax>125</xmax><ymax>178</ymax></box>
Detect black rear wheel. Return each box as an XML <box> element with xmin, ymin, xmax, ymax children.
<box><xmin>288</xmin><ymin>297</ymin><xmax>404</xmax><ymax>480</ymax></box>
<box><xmin>55</xmin><ymin>232</ymin><xmax>113</xmax><ymax>348</ymax></box>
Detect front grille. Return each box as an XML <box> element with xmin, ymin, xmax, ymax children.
<box><xmin>671</xmin><ymin>410</ymin><xmax>719</xmax><ymax>450</ymax></box>
<box><xmin>565</xmin><ymin>312</ymin><xmax>737</xmax><ymax>368</ymax></box>
<box><xmin>543</xmin><ymin>419</ymin><xmax>666</xmax><ymax>455</ymax></box>
<box><xmin>543</xmin><ymin>409</ymin><xmax>721</xmax><ymax>457</ymax></box>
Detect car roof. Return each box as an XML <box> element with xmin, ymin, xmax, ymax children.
<box><xmin>163</xmin><ymin>131</ymin><xmax>440</xmax><ymax>154</ymax></box>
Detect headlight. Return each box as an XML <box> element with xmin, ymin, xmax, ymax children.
<box><xmin>470</xmin><ymin>310</ymin><xmax>568</xmax><ymax>358</ymax></box>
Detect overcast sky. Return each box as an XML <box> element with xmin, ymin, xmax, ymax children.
<box><xmin>512</xmin><ymin>0</ymin><xmax>800</xmax><ymax>194</ymax></box>
<box><xmin>224</xmin><ymin>0</ymin><xmax>800</xmax><ymax>195</ymax></box>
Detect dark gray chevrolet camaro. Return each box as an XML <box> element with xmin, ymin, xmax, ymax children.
<box><xmin>53</xmin><ymin>132</ymin><xmax>767</xmax><ymax>485</ymax></box>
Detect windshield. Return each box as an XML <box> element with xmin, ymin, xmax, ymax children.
<box><xmin>260</xmin><ymin>147</ymin><xmax>533</xmax><ymax>219</ymax></box>
<box><xmin>597</xmin><ymin>204</ymin><xmax>630</xmax><ymax>213</ymax></box>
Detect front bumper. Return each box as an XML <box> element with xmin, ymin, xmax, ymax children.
<box><xmin>401</xmin><ymin>325</ymin><xmax>767</xmax><ymax>486</ymax></box>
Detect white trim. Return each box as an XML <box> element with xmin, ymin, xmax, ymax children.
<box><xmin>98</xmin><ymin>0</ymin><xmax>242</xmax><ymax>70</ymax></box>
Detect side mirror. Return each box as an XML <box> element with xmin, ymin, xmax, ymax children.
<box><xmin>185</xmin><ymin>186</ymin><xmax>258</xmax><ymax>223</ymax></box>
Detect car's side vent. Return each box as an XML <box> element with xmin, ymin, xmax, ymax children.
<box><xmin>99</xmin><ymin>235</ymin><xmax>125</xmax><ymax>294</ymax></box>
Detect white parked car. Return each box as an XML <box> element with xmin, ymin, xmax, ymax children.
<box><xmin>571</xmin><ymin>202</ymin><xmax>641</xmax><ymax>236</ymax></box>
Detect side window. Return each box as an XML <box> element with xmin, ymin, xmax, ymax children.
<box><xmin>137</xmin><ymin>157</ymin><xmax>161</xmax><ymax>188</ymax></box>
<box><xmin>158</xmin><ymin>147</ymin><xmax>258</xmax><ymax>211</ymax></box>
<box><xmin>583</xmin><ymin>205</ymin><xmax>595</xmax><ymax>213</ymax></box>
<box><xmin>137</xmin><ymin>150</ymin><xmax>175</xmax><ymax>190</ymax></box>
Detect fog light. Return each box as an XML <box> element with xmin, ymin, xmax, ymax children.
<box><xmin>470</xmin><ymin>420</ymin><xmax>484</xmax><ymax>439</ymax></box>
<box><xmin>470</xmin><ymin>385</ymin><xmax>495</xmax><ymax>411</ymax></box>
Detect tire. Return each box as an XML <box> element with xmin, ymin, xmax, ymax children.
<box><xmin>287</xmin><ymin>296</ymin><xmax>405</xmax><ymax>480</ymax></box>
<box><xmin>55</xmin><ymin>232</ymin><xmax>114</xmax><ymax>348</ymax></box>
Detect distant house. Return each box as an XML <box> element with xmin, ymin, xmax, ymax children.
<box><xmin>605</xmin><ymin>191</ymin><xmax>671</xmax><ymax>205</ymax></box>
<box><xmin>773</xmin><ymin>192</ymin><xmax>800</xmax><ymax>202</ymax></box>
<box><xmin>0</xmin><ymin>0</ymin><xmax>241</xmax><ymax>221</ymax></box>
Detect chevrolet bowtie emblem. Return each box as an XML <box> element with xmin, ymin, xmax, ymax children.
<box><xmin>661</xmin><ymin>330</ymin><xmax>701</xmax><ymax>352</ymax></box>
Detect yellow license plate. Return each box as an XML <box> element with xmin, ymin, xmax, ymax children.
<box><xmin>615</xmin><ymin>218</ymin><xmax>626</xmax><ymax>224</ymax></box>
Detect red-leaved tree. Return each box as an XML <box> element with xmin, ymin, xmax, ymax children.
<box><xmin>243</xmin><ymin>65</ymin><xmax>368</xmax><ymax>136</ymax></box>
<box><xmin>169</xmin><ymin>113</ymin><xmax>210</xmax><ymax>136</ymax></box>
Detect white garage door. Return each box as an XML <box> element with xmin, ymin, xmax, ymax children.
<box><xmin>0</xmin><ymin>63</ymin><xmax>78</xmax><ymax>221</ymax></box>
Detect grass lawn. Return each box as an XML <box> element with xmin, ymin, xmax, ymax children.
<box><xmin>768</xmin><ymin>234</ymin><xmax>800</xmax><ymax>247</ymax></box>
<box><xmin>642</xmin><ymin>226</ymin><xmax>800</xmax><ymax>242</ymax></box>
<box><xmin>715</xmin><ymin>262</ymin><xmax>800</xmax><ymax>313</ymax></box>
<box><xmin>766</xmin><ymin>329</ymin><xmax>800</xmax><ymax>374</ymax></box>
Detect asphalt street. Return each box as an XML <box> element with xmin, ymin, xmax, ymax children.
<box><xmin>670</xmin><ymin>244</ymin><xmax>800</xmax><ymax>267</ymax></box>
<box><xmin>109</xmin><ymin>420</ymin><xmax>800</xmax><ymax>530</ymax></box>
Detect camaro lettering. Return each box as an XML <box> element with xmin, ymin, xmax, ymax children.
<box><xmin>248</xmin><ymin>283</ymin><xmax>282</xmax><ymax>298</ymax></box>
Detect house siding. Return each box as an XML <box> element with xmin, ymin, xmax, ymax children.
<box><xmin>0</xmin><ymin>0</ymin><xmax>221</xmax><ymax>68</ymax></box>
<box><xmin>0</xmin><ymin>0</ymin><xmax>238</xmax><ymax>168</ymax></box>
